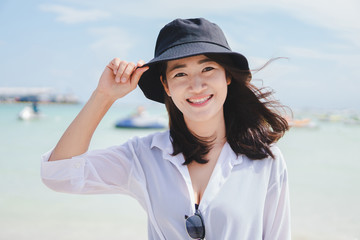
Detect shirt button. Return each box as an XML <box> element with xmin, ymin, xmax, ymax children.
<box><xmin>73</xmin><ymin>162</ymin><xmax>81</xmax><ymax>169</ymax></box>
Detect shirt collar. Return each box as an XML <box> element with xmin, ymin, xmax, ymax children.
<box><xmin>150</xmin><ymin>130</ymin><xmax>244</xmax><ymax>166</ymax></box>
<box><xmin>223</xmin><ymin>142</ymin><xmax>244</xmax><ymax>166</ymax></box>
<box><xmin>151</xmin><ymin>130</ymin><xmax>183</xmax><ymax>166</ymax></box>
<box><xmin>150</xmin><ymin>130</ymin><xmax>172</xmax><ymax>153</ymax></box>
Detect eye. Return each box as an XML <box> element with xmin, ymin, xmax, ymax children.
<box><xmin>174</xmin><ymin>72</ymin><xmax>186</xmax><ymax>78</ymax></box>
<box><xmin>203</xmin><ymin>67</ymin><xmax>214</xmax><ymax>72</ymax></box>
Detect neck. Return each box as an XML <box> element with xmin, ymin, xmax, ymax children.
<box><xmin>184</xmin><ymin>113</ymin><xmax>227</xmax><ymax>146</ymax></box>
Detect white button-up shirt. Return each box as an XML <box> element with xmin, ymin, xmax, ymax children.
<box><xmin>41</xmin><ymin>130</ymin><xmax>291</xmax><ymax>240</ymax></box>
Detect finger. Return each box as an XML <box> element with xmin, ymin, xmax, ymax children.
<box><xmin>108</xmin><ymin>58</ymin><xmax>121</xmax><ymax>75</ymax></box>
<box><xmin>130</xmin><ymin>65</ymin><xmax>149</xmax><ymax>88</ymax></box>
<box><xmin>120</xmin><ymin>62</ymin><xmax>136</xmax><ymax>83</ymax></box>
<box><xmin>136</xmin><ymin>60</ymin><xmax>146</xmax><ymax>67</ymax></box>
<box><xmin>115</xmin><ymin>61</ymin><xmax>128</xmax><ymax>83</ymax></box>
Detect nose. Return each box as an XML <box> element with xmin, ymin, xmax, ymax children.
<box><xmin>189</xmin><ymin>75</ymin><xmax>206</xmax><ymax>93</ymax></box>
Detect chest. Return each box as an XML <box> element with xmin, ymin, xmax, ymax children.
<box><xmin>187</xmin><ymin>145</ymin><xmax>224</xmax><ymax>204</ymax></box>
<box><xmin>145</xmin><ymin>160</ymin><xmax>269</xmax><ymax>235</ymax></box>
<box><xmin>187</xmin><ymin>161</ymin><xmax>217</xmax><ymax>204</ymax></box>
<box><xmin>140</xmin><ymin>147</ymin><xmax>271</xmax><ymax>238</ymax></box>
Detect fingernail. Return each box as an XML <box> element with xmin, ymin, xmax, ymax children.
<box><xmin>115</xmin><ymin>77</ymin><xmax>120</xmax><ymax>83</ymax></box>
<box><xmin>121</xmin><ymin>77</ymin><xmax>126</xmax><ymax>83</ymax></box>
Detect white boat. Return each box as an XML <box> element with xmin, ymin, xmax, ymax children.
<box><xmin>18</xmin><ymin>104</ymin><xmax>41</xmax><ymax>120</ymax></box>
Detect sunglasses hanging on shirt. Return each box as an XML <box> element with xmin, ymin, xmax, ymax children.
<box><xmin>185</xmin><ymin>204</ymin><xmax>205</xmax><ymax>239</ymax></box>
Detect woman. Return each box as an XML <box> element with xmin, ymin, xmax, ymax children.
<box><xmin>41</xmin><ymin>18</ymin><xmax>291</xmax><ymax>239</ymax></box>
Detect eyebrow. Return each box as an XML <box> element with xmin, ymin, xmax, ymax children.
<box><xmin>167</xmin><ymin>57</ymin><xmax>214</xmax><ymax>73</ymax></box>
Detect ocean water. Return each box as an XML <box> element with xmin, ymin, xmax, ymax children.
<box><xmin>0</xmin><ymin>103</ymin><xmax>359</xmax><ymax>240</ymax></box>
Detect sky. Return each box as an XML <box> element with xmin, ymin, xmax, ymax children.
<box><xmin>1</xmin><ymin>0</ymin><xmax>360</xmax><ymax>110</ymax></box>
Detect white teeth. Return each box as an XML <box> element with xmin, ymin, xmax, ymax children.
<box><xmin>188</xmin><ymin>95</ymin><xmax>211</xmax><ymax>104</ymax></box>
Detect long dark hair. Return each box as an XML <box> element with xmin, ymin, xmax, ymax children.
<box><xmin>159</xmin><ymin>54</ymin><xmax>289</xmax><ymax>165</ymax></box>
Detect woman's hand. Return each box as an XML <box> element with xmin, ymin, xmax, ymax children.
<box><xmin>49</xmin><ymin>59</ymin><xmax>148</xmax><ymax>161</ymax></box>
<box><xmin>96</xmin><ymin>58</ymin><xmax>149</xmax><ymax>102</ymax></box>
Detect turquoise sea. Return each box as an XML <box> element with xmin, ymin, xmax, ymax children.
<box><xmin>0</xmin><ymin>103</ymin><xmax>359</xmax><ymax>240</ymax></box>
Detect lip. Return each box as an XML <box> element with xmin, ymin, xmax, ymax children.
<box><xmin>186</xmin><ymin>94</ymin><xmax>213</xmax><ymax>106</ymax></box>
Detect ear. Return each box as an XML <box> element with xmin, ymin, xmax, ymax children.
<box><xmin>160</xmin><ymin>76</ymin><xmax>171</xmax><ymax>96</ymax></box>
<box><xmin>226</xmin><ymin>76</ymin><xmax>232</xmax><ymax>85</ymax></box>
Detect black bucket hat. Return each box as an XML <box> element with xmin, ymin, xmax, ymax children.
<box><xmin>138</xmin><ymin>18</ymin><xmax>249</xmax><ymax>104</ymax></box>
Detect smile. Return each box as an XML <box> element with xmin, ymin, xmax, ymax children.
<box><xmin>187</xmin><ymin>95</ymin><xmax>213</xmax><ymax>105</ymax></box>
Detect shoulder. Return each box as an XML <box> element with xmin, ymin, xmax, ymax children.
<box><xmin>244</xmin><ymin>145</ymin><xmax>286</xmax><ymax>168</ymax></box>
<box><xmin>269</xmin><ymin>145</ymin><xmax>285</xmax><ymax>164</ymax></box>
<box><xmin>125</xmin><ymin>130</ymin><xmax>170</xmax><ymax>151</ymax></box>
<box><xmin>241</xmin><ymin>145</ymin><xmax>287</xmax><ymax>186</ymax></box>
<box><xmin>266</xmin><ymin>144</ymin><xmax>288</xmax><ymax>187</ymax></box>
<box><xmin>119</xmin><ymin>130</ymin><xmax>174</xmax><ymax>171</ymax></box>
<box><xmin>260</xmin><ymin>145</ymin><xmax>287</xmax><ymax>173</ymax></box>
<box><xmin>270</xmin><ymin>144</ymin><xmax>287</xmax><ymax>170</ymax></box>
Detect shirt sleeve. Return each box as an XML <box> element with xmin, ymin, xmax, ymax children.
<box><xmin>41</xmin><ymin>138</ymin><xmax>147</xmax><ymax>198</ymax></box>
<box><xmin>262</xmin><ymin>148</ymin><xmax>291</xmax><ymax>240</ymax></box>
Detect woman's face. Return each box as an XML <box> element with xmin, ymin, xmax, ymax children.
<box><xmin>162</xmin><ymin>54</ymin><xmax>230</xmax><ymax>126</ymax></box>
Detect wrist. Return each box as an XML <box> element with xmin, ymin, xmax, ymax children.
<box><xmin>92</xmin><ymin>88</ymin><xmax>117</xmax><ymax>105</ymax></box>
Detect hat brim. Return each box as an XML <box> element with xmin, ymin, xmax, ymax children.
<box><xmin>138</xmin><ymin>42</ymin><xmax>249</xmax><ymax>104</ymax></box>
